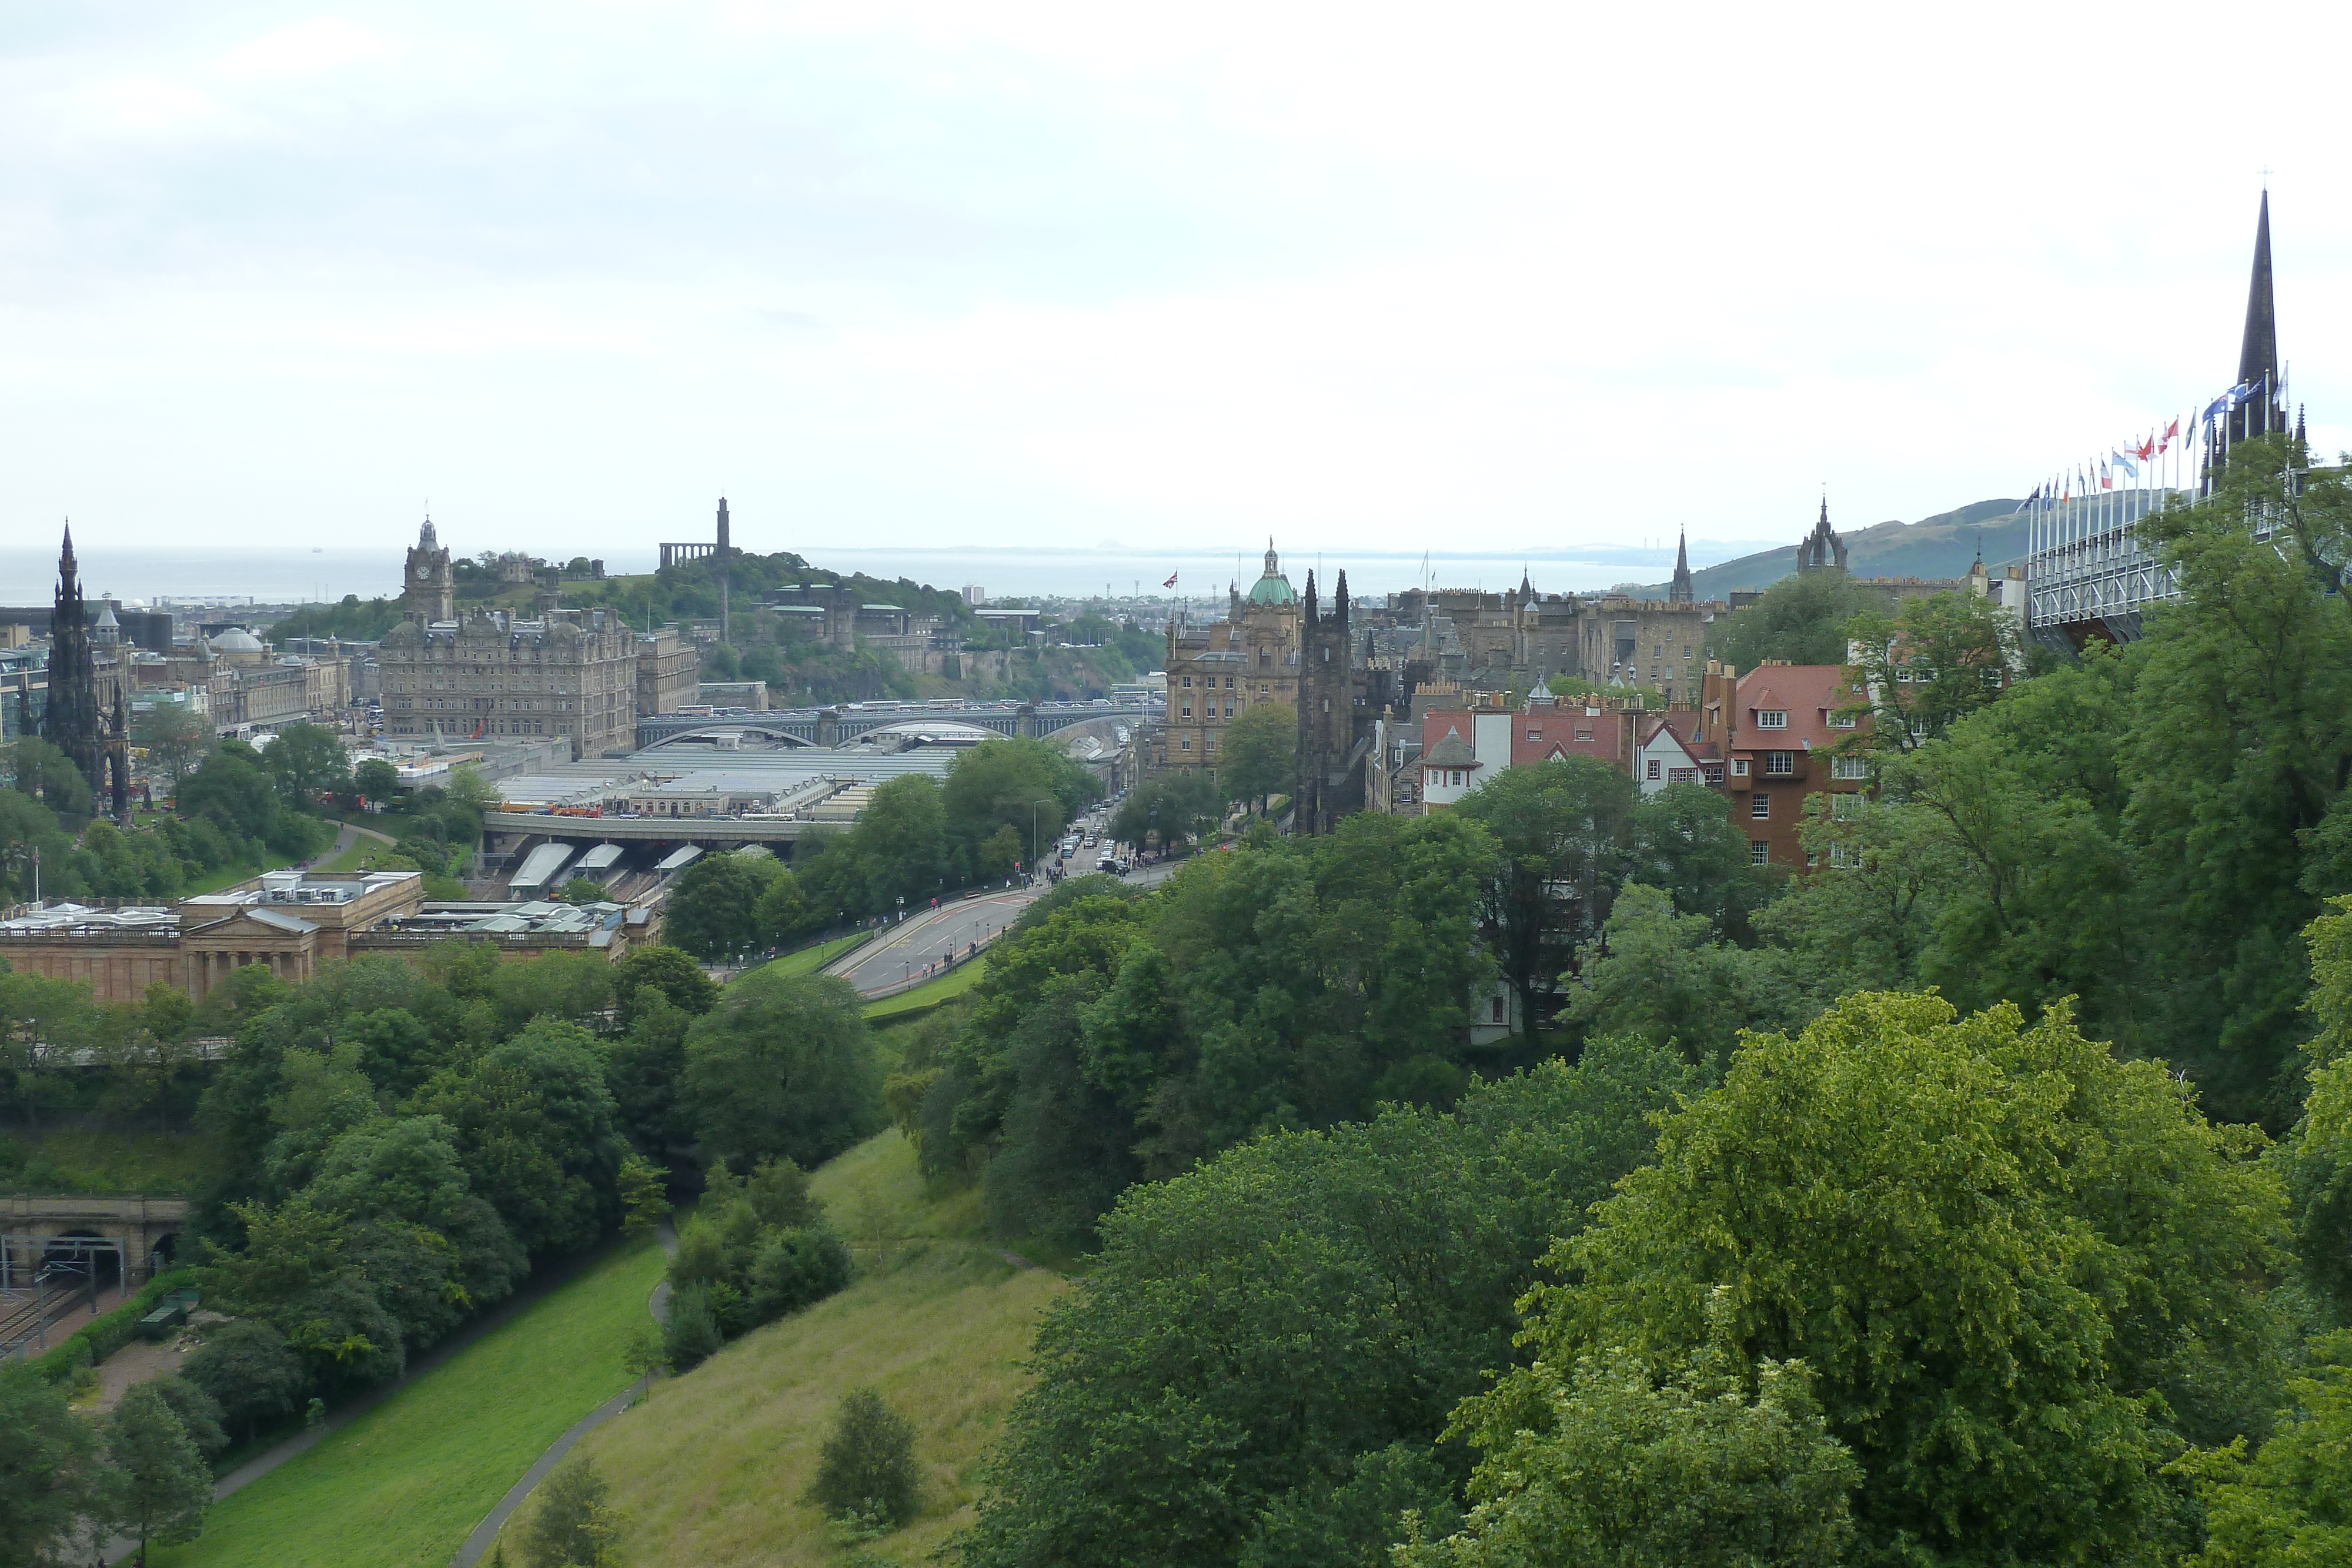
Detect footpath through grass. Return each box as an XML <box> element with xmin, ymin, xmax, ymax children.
<box><xmin>556</xmin><ymin>1132</ymin><xmax>1062</xmax><ymax>1567</ymax></box>
<box><xmin>153</xmin><ymin>1235</ymin><xmax>665</xmax><ymax>1568</ymax></box>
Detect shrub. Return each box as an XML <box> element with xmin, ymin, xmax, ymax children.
<box><xmin>662</xmin><ymin>1286</ymin><xmax>722</xmax><ymax>1373</ymax></box>
<box><xmin>808</xmin><ymin>1387</ymin><xmax>920</xmax><ymax>1527</ymax></box>
<box><xmin>521</xmin><ymin>1452</ymin><xmax>619</xmax><ymax>1567</ymax></box>
<box><xmin>182</xmin><ymin>1318</ymin><xmax>312</xmax><ymax>1442</ymax></box>
<box><xmin>747</xmin><ymin>1227</ymin><xmax>852</xmax><ymax>1322</ymax></box>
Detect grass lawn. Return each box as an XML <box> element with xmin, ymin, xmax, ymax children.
<box><xmin>153</xmin><ymin>1236</ymin><xmax>666</xmax><ymax>1568</ymax></box>
<box><xmin>178</xmin><ymin>850</ymin><xmax>300</xmax><ymax>898</ymax></box>
<box><xmin>4</xmin><ymin>1126</ymin><xmax>220</xmax><ymax>1194</ymax></box>
<box><xmin>863</xmin><ymin>960</ymin><xmax>985</xmax><ymax>1022</ymax></box>
<box><xmin>769</xmin><ymin>930</ymin><xmax>872</xmax><ymax>979</ymax></box>
<box><xmin>552</xmin><ymin>1132</ymin><xmax>1059</xmax><ymax>1567</ymax></box>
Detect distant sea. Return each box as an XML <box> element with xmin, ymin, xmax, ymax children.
<box><xmin>0</xmin><ymin>540</ymin><xmax>1777</xmax><ymax>610</ymax></box>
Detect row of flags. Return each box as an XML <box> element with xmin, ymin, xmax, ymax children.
<box><xmin>2014</xmin><ymin>375</ymin><xmax>2271</xmax><ymax>512</ymax></box>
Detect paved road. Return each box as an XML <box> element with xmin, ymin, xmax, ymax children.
<box><xmin>828</xmin><ymin>890</ymin><xmax>1035</xmax><ymax>995</ymax></box>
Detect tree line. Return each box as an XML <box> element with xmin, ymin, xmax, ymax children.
<box><xmin>1</xmin><ymin>938</ymin><xmax>884</xmax><ymax>1566</ymax></box>
<box><xmin>660</xmin><ymin>737</ymin><xmax>1101</xmax><ymax>961</ymax></box>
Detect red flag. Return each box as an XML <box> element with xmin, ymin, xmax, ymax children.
<box><xmin>2159</xmin><ymin>417</ymin><xmax>2179</xmax><ymax>453</ymax></box>
<box><xmin>1162</xmin><ymin>571</ymin><xmax>1178</xmax><ymax>589</ymax></box>
<box><xmin>2134</xmin><ymin>433</ymin><xmax>2156</xmax><ymax>463</ymax></box>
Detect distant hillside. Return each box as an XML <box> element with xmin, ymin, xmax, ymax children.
<box><xmin>1635</xmin><ymin>499</ymin><xmax>2026</xmax><ymax>601</ymax></box>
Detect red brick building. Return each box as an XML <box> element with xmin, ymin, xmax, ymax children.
<box><xmin>1693</xmin><ymin>660</ymin><xmax>1872</xmax><ymax>868</ymax></box>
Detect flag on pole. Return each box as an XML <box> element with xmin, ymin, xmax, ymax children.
<box><xmin>2133</xmin><ymin>434</ymin><xmax>2156</xmax><ymax>463</ymax></box>
<box><xmin>2159</xmin><ymin>417</ymin><xmax>2179</xmax><ymax>453</ymax></box>
<box><xmin>2113</xmin><ymin>449</ymin><xmax>2139</xmax><ymax>479</ymax></box>
<box><xmin>2101</xmin><ymin>458</ymin><xmax>2113</xmax><ymax>490</ymax></box>
<box><xmin>1162</xmin><ymin>571</ymin><xmax>1179</xmax><ymax>589</ymax></box>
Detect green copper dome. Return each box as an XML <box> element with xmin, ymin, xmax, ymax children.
<box><xmin>1245</xmin><ymin>541</ymin><xmax>1296</xmax><ymax>606</ymax></box>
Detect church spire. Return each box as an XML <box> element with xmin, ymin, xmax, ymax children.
<box><xmin>1669</xmin><ymin>529</ymin><xmax>1694</xmax><ymax>604</ymax></box>
<box><xmin>58</xmin><ymin>521</ymin><xmax>78</xmax><ymax>587</ymax></box>
<box><xmin>2239</xmin><ymin>189</ymin><xmax>2278</xmax><ymax>393</ymax></box>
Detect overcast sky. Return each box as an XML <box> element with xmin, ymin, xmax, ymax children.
<box><xmin>3</xmin><ymin>2</ymin><xmax>2346</xmax><ymax>567</ymax></box>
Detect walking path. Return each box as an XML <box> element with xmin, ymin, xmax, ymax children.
<box><xmin>96</xmin><ymin>1232</ymin><xmax>657</xmax><ymax>1566</ymax></box>
<box><xmin>449</xmin><ymin>1219</ymin><xmax>679</xmax><ymax>1567</ymax></box>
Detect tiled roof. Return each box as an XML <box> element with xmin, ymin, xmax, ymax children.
<box><xmin>1424</xmin><ymin>733</ymin><xmax>1477</xmax><ymax>767</ymax></box>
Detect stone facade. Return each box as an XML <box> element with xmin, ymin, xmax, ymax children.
<box><xmin>1161</xmin><ymin>544</ymin><xmax>1305</xmax><ymax>777</ymax></box>
<box><xmin>377</xmin><ymin>606</ymin><xmax>639</xmax><ymax>760</ymax></box>
<box><xmin>403</xmin><ymin>517</ymin><xmax>456</xmax><ymax>623</ymax></box>
<box><xmin>636</xmin><ymin>626</ymin><xmax>701</xmax><ymax>717</ymax></box>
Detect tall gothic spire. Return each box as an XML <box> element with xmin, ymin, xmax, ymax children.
<box><xmin>2238</xmin><ymin>189</ymin><xmax>2278</xmax><ymax>393</ymax></box>
<box><xmin>1669</xmin><ymin>529</ymin><xmax>1694</xmax><ymax>604</ymax></box>
<box><xmin>58</xmin><ymin>521</ymin><xmax>78</xmax><ymax>587</ymax></box>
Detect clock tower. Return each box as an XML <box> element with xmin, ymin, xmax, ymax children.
<box><xmin>404</xmin><ymin>516</ymin><xmax>454</xmax><ymax>623</ymax></box>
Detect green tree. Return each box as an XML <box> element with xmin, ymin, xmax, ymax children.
<box><xmin>1626</xmin><ymin>780</ymin><xmax>1762</xmax><ymax>932</ymax></box>
<box><xmin>555</xmin><ymin>877</ymin><xmax>606</xmax><ymax>905</ymax></box>
<box><xmin>353</xmin><ymin>757</ymin><xmax>401</xmax><ymax>804</ymax></box>
<box><xmin>679</xmin><ymin>970</ymin><xmax>880</xmax><ymax>1169</ymax></box>
<box><xmin>520</xmin><ymin>1452</ymin><xmax>619</xmax><ymax>1567</ymax></box>
<box><xmin>0</xmin><ymin>1363</ymin><xmax>98</xmax><ymax>1568</ymax></box>
<box><xmin>262</xmin><ymin>721</ymin><xmax>352</xmax><ymax>807</ymax></box>
<box><xmin>964</xmin><ymin>1044</ymin><xmax>1702</xmax><ymax>1568</ymax></box>
<box><xmin>1845</xmin><ymin>589</ymin><xmax>2022</xmax><ymax>753</ymax></box>
<box><xmin>941</xmin><ymin>736</ymin><xmax>1099</xmax><ymax>875</ymax></box>
<box><xmin>133</xmin><ymin>703</ymin><xmax>214</xmax><ymax>795</ymax></box>
<box><xmin>1707</xmin><ymin>567</ymin><xmax>1879</xmax><ymax>668</ymax></box>
<box><xmin>616</xmin><ymin>1152</ymin><xmax>669</xmax><ymax>1236</ymax></box>
<box><xmin>1451</xmin><ymin>756</ymin><xmax>1635</xmax><ymax>1039</ymax></box>
<box><xmin>610</xmin><ymin>945</ymin><xmax>717</xmax><ymax>1027</ymax></box>
<box><xmin>660</xmin><ymin>850</ymin><xmax>782</xmax><ymax>960</ymax></box>
<box><xmin>177</xmin><ymin>748</ymin><xmax>278</xmax><ymax>843</ymax></box>
<box><xmin>2170</xmin><ymin>1330</ymin><xmax>2352</xmax><ymax>1568</ymax></box>
<box><xmin>1217</xmin><ymin>701</ymin><xmax>1296</xmax><ymax>814</ymax></box>
<box><xmin>1519</xmin><ymin>991</ymin><xmax>2287</xmax><ymax>1564</ymax></box>
<box><xmin>808</xmin><ymin>1388</ymin><xmax>921</xmax><ymax>1527</ymax></box>
<box><xmin>413</xmin><ymin>1019</ymin><xmax>628</xmax><ymax>1256</ymax></box>
<box><xmin>1406</xmin><ymin>1339</ymin><xmax>1858</xmax><ymax>1568</ymax></box>
<box><xmin>181</xmin><ymin>1319</ymin><xmax>311</xmax><ymax>1442</ymax></box>
<box><xmin>100</xmin><ymin>1380</ymin><xmax>214</xmax><ymax>1564</ymax></box>
<box><xmin>1564</xmin><ymin>884</ymin><xmax>1782</xmax><ymax>1062</ymax></box>
<box><xmin>4</xmin><ymin>736</ymin><xmax>95</xmax><ymax>820</ymax></box>
<box><xmin>1109</xmin><ymin>771</ymin><xmax>1220</xmax><ymax>852</ymax></box>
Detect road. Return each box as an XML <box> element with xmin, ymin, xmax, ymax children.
<box><xmin>827</xmin><ymin>889</ymin><xmax>1037</xmax><ymax>996</ymax></box>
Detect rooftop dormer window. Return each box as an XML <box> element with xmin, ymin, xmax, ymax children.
<box><xmin>1755</xmin><ymin>709</ymin><xmax>1788</xmax><ymax>728</ymax></box>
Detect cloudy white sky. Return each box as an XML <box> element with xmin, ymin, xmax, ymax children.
<box><xmin>3</xmin><ymin>1</ymin><xmax>2346</xmax><ymax>567</ymax></box>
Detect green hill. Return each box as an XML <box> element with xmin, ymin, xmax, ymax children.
<box><xmin>534</xmin><ymin>1132</ymin><xmax>1063</xmax><ymax>1567</ymax></box>
<box><xmin>1640</xmin><ymin>498</ymin><xmax>2027</xmax><ymax>600</ymax></box>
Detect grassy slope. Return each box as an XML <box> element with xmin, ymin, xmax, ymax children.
<box><xmin>153</xmin><ymin>1236</ymin><xmax>666</xmax><ymax>1568</ymax></box>
<box><xmin>768</xmin><ymin>930</ymin><xmax>871</xmax><ymax>979</ymax></box>
<box><xmin>554</xmin><ymin>1132</ymin><xmax>1062</xmax><ymax>1567</ymax></box>
<box><xmin>6</xmin><ymin>1126</ymin><xmax>220</xmax><ymax>1193</ymax></box>
<box><xmin>861</xmin><ymin>960</ymin><xmax>985</xmax><ymax>1022</ymax></box>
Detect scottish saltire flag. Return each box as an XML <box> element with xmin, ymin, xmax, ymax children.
<box><xmin>2113</xmin><ymin>449</ymin><xmax>2140</xmax><ymax>479</ymax></box>
<box><xmin>2016</xmin><ymin>484</ymin><xmax>2042</xmax><ymax>513</ymax></box>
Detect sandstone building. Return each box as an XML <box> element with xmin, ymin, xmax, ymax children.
<box><xmin>379</xmin><ymin>520</ymin><xmax>639</xmax><ymax>759</ymax></box>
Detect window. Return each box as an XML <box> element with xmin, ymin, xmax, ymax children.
<box><xmin>1703</xmin><ymin>764</ymin><xmax>1725</xmax><ymax>785</ymax></box>
<box><xmin>1180</xmin><ymin>736</ymin><xmax>1191</xmax><ymax>750</ymax></box>
<box><xmin>1766</xmin><ymin>751</ymin><xmax>1796</xmax><ymax>775</ymax></box>
<box><xmin>1755</xmin><ymin>709</ymin><xmax>1788</xmax><ymax>728</ymax></box>
<box><xmin>1828</xmin><ymin>712</ymin><xmax>1856</xmax><ymax>728</ymax></box>
<box><xmin>1895</xmin><ymin>668</ymin><xmax>1912</xmax><ymax>684</ymax></box>
<box><xmin>1732</xmin><ymin>758</ymin><xmax>1750</xmax><ymax>776</ymax></box>
<box><xmin>1829</xmin><ymin>842</ymin><xmax>1859</xmax><ymax>868</ymax></box>
<box><xmin>1831</xmin><ymin>793</ymin><xmax>1862</xmax><ymax>819</ymax></box>
<box><xmin>1491</xmin><ymin>997</ymin><xmax>1506</xmax><ymax>1024</ymax></box>
<box><xmin>1647</xmin><ymin>758</ymin><xmax>1662</xmax><ymax>780</ymax></box>
<box><xmin>1980</xmin><ymin>666</ymin><xmax>2004</xmax><ymax>688</ymax></box>
<box><xmin>1451</xmin><ymin>769</ymin><xmax>1465</xmax><ymax>787</ymax></box>
<box><xmin>1750</xmin><ymin>793</ymin><xmax>1770</xmax><ymax>819</ymax></box>
<box><xmin>1181</xmin><ymin>704</ymin><xmax>1191</xmax><ymax>717</ymax></box>
<box><xmin>1181</xmin><ymin>676</ymin><xmax>1192</xmax><ymax>688</ymax></box>
<box><xmin>1576</xmin><ymin>729</ymin><xmax>1592</xmax><ymax>741</ymax></box>
<box><xmin>1669</xmin><ymin>767</ymin><xmax>1699</xmax><ymax>784</ymax></box>
<box><xmin>1750</xmin><ymin>840</ymin><xmax>1772</xmax><ymax>866</ymax></box>
<box><xmin>1832</xmin><ymin>755</ymin><xmax>1871</xmax><ymax>780</ymax></box>
<box><xmin>1225</xmin><ymin>677</ymin><xmax>1235</xmax><ymax>688</ymax></box>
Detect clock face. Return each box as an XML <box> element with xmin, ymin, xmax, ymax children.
<box><xmin>415</xmin><ymin>565</ymin><xmax>432</xmax><ymax>581</ymax></box>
